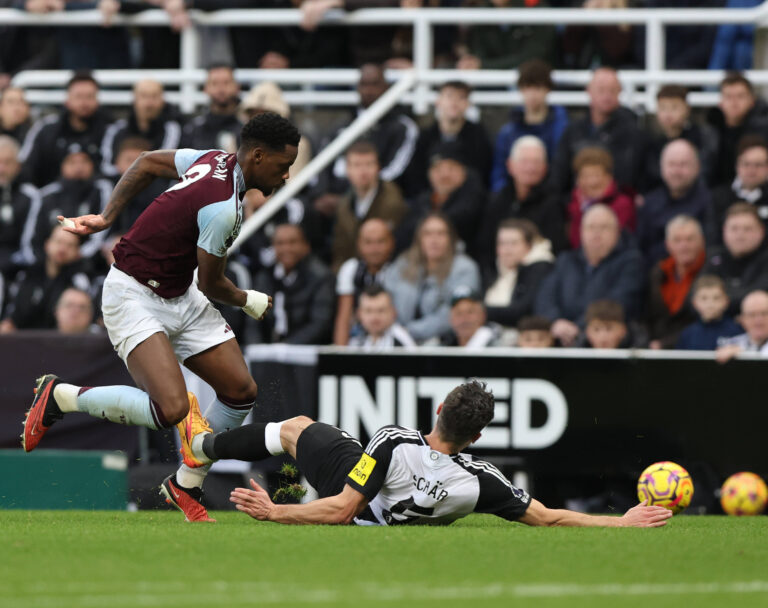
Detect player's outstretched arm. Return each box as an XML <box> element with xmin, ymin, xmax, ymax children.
<box><xmin>518</xmin><ymin>498</ymin><xmax>672</xmax><ymax>528</ymax></box>
<box><xmin>197</xmin><ymin>248</ymin><xmax>273</xmax><ymax>318</ymax></box>
<box><xmin>230</xmin><ymin>479</ymin><xmax>368</xmax><ymax>525</ymax></box>
<box><xmin>58</xmin><ymin>150</ymin><xmax>179</xmax><ymax>236</ymax></box>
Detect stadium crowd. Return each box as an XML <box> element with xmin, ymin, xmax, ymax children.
<box><xmin>1</xmin><ymin>2</ymin><xmax>768</xmax><ymax>359</ymax></box>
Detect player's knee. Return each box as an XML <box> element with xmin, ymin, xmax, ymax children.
<box><xmin>291</xmin><ymin>415</ymin><xmax>315</xmax><ymax>431</ymax></box>
<box><xmin>222</xmin><ymin>378</ymin><xmax>258</xmax><ymax>404</ymax></box>
<box><xmin>162</xmin><ymin>396</ymin><xmax>190</xmax><ymax>425</ymax></box>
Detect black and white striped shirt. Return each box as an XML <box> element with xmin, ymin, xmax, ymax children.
<box><xmin>346</xmin><ymin>425</ymin><xmax>530</xmax><ymax>526</ymax></box>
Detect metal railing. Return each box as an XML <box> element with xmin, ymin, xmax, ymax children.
<box><xmin>5</xmin><ymin>5</ymin><xmax>768</xmax><ymax>114</ymax></box>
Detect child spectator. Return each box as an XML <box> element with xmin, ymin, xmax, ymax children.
<box><xmin>435</xmin><ymin>286</ymin><xmax>501</xmax><ymax>348</ymax></box>
<box><xmin>583</xmin><ymin>299</ymin><xmax>630</xmax><ymax>349</ymax></box>
<box><xmin>677</xmin><ymin>275</ymin><xmax>742</xmax><ymax>350</ymax></box>
<box><xmin>567</xmin><ymin>147</ymin><xmax>635</xmax><ymax>248</ymax></box>
<box><xmin>516</xmin><ymin>315</ymin><xmax>554</xmax><ymax>348</ymax></box>
<box><xmin>348</xmin><ymin>284</ymin><xmax>416</xmax><ymax>351</ymax></box>
<box><xmin>716</xmin><ymin>289</ymin><xmax>768</xmax><ymax>361</ymax></box>
<box><xmin>490</xmin><ymin>60</ymin><xmax>568</xmax><ymax>192</ymax></box>
<box><xmin>55</xmin><ymin>287</ymin><xmax>97</xmax><ymax>335</ymax></box>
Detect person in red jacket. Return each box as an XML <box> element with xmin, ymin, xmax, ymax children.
<box><xmin>567</xmin><ymin>146</ymin><xmax>636</xmax><ymax>248</ymax></box>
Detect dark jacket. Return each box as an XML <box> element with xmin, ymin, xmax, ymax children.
<box><xmin>31</xmin><ymin>178</ymin><xmax>112</xmax><ymax>261</ymax></box>
<box><xmin>0</xmin><ymin>179</ymin><xmax>39</xmax><ymax>273</ymax></box>
<box><xmin>483</xmin><ymin>260</ymin><xmax>553</xmax><ymax>328</ymax></box>
<box><xmin>534</xmin><ymin>237</ymin><xmax>645</xmax><ymax>324</ymax></box>
<box><xmin>18</xmin><ymin>108</ymin><xmax>112</xmax><ymax>188</ymax></box>
<box><xmin>253</xmin><ymin>255</ymin><xmax>335</xmax><ymax>345</ymax></box>
<box><xmin>490</xmin><ymin>105</ymin><xmax>569</xmax><ymax>193</ymax></box>
<box><xmin>325</xmin><ymin>107</ymin><xmax>420</xmax><ymax>198</ymax></box>
<box><xmin>396</xmin><ymin>169</ymin><xmax>486</xmax><ymax>255</ymax></box>
<box><xmin>706</xmin><ymin>102</ymin><xmax>768</xmax><ymax>188</ymax></box>
<box><xmin>638</xmin><ymin>179</ymin><xmax>712</xmax><ymax>266</ymax></box>
<box><xmin>549</xmin><ymin>106</ymin><xmax>645</xmax><ymax>195</ymax></box>
<box><xmin>476</xmin><ymin>180</ymin><xmax>565</xmax><ymax>270</ymax></box>
<box><xmin>332</xmin><ymin>180</ymin><xmax>406</xmax><ymax>271</ymax></box>
<box><xmin>180</xmin><ymin>111</ymin><xmax>242</xmax><ymax>152</ymax></box>
<box><xmin>701</xmin><ymin>245</ymin><xmax>768</xmax><ymax>315</ymax></box>
<box><xmin>5</xmin><ymin>260</ymin><xmax>92</xmax><ymax>330</ymax></box>
<box><xmin>412</xmin><ymin>120</ymin><xmax>492</xmax><ymax>191</ymax></box>
<box><xmin>464</xmin><ymin>0</ymin><xmax>557</xmax><ymax>69</ymax></box>
<box><xmin>708</xmin><ymin>180</ymin><xmax>768</xmax><ymax>245</ymax></box>
<box><xmin>100</xmin><ymin>104</ymin><xmax>183</xmax><ymax>176</ymax></box>
<box><xmin>676</xmin><ymin>316</ymin><xmax>743</xmax><ymax>350</ymax></box>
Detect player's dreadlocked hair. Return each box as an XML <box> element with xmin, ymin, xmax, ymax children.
<box><xmin>240</xmin><ymin>112</ymin><xmax>300</xmax><ymax>152</ymax></box>
<box><xmin>436</xmin><ymin>379</ymin><xmax>494</xmax><ymax>446</ymax></box>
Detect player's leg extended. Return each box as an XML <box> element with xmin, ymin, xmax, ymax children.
<box><xmin>173</xmin><ymin>339</ymin><xmax>258</xmax><ymax>489</ymax></box>
<box><xmin>22</xmin><ymin>333</ymin><xmax>189</xmax><ymax>452</ymax></box>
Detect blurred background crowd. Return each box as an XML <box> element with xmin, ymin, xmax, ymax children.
<box><xmin>1</xmin><ymin>0</ymin><xmax>768</xmax><ymax>361</ymax></box>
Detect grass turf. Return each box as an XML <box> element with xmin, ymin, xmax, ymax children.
<box><xmin>1</xmin><ymin>511</ymin><xmax>767</xmax><ymax>608</ymax></box>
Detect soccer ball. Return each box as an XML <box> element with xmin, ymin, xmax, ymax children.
<box><xmin>637</xmin><ymin>461</ymin><xmax>694</xmax><ymax>514</ymax></box>
<box><xmin>720</xmin><ymin>472</ymin><xmax>768</xmax><ymax>516</ymax></box>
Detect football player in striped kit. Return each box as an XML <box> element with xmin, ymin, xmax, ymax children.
<box><xmin>179</xmin><ymin>379</ymin><xmax>673</xmax><ymax>528</ymax></box>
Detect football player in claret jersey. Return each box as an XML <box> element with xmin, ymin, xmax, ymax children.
<box><xmin>22</xmin><ymin>112</ymin><xmax>300</xmax><ymax>522</ymax></box>
<box><xmin>179</xmin><ymin>380</ymin><xmax>672</xmax><ymax>528</ymax></box>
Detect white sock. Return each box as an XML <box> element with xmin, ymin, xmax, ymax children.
<box><xmin>191</xmin><ymin>433</ymin><xmax>212</xmax><ymax>464</ymax></box>
<box><xmin>265</xmin><ymin>421</ymin><xmax>285</xmax><ymax>455</ymax></box>
<box><xmin>53</xmin><ymin>383</ymin><xmax>80</xmax><ymax>413</ymax></box>
<box><xmin>176</xmin><ymin>465</ymin><xmax>208</xmax><ymax>489</ymax></box>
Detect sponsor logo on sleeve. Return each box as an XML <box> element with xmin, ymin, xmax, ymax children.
<box><xmin>348</xmin><ymin>454</ymin><xmax>377</xmax><ymax>486</ymax></box>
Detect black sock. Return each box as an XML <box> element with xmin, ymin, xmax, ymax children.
<box><xmin>208</xmin><ymin>423</ymin><xmax>270</xmax><ymax>462</ymax></box>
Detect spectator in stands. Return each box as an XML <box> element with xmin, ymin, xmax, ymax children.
<box><xmin>479</xmin><ymin>136</ymin><xmax>565</xmax><ymax>266</ymax></box>
<box><xmin>412</xmin><ymin>81</ymin><xmax>491</xmax><ymax>191</ymax></box>
<box><xmin>239</xmin><ymin>81</ymin><xmax>312</xmax><ymax>179</ymax></box>
<box><xmin>19</xmin><ymin>72</ymin><xmax>111</xmax><ymax>188</ymax></box>
<box><xmin>0</xmin><ymin>87</ymin><xmax>31</xmax><ymax>144</ymax></box>
<box><xmin>638</xmin><ymin>139</ymin><xmax>711</xmax><ymax>266</ymax></box>
<box><xmin>101</xmin><ymin>79</ymin><xmax>182</xmax><ymax>176</ymax></box>
<box><xmin>182</xmin><ymin>64</ymin><xmax>242</xmax><ymax>153</ymax></box>
<box><xmin>702</xmin><ymin>203</ymin><xmax>768</xmax><ymax>315</ymax></box>
<box><xmin>535</xmin><ymin>204</ymin><xmax>644</xmax><ymax>346</ymax></box>
<box><xmin>561</xmin><ymin>0</ymin><xmax>636</xmax><ymax>69</ymax></box>
<box><xmin>110</xmin><ymin>137</ymin><xmax>169</xmax><ymax>233</ymax></box>
<box><xmin>715</xmin><ymin>289</ymin><xmax>768</xmax><ymax>361</ymax></box>
<box><xmin>435</xmin><ymin>286</ymin><xmax>501</xmax><ymax>348</ymax></box>
<box><xmin>331</xmin><ymin>141</ymin><xmax>407</xmax><ymax>271</ymax></box>
<box><xmin>0</xmin><ymin>225</ymin><xmax>90</xmax><ymax>332</ymax></box>
<box><xmin>457</xmin><ymin>0</ymin><xmax>556</xmax><ymax>70</ymax></box>
<box><xmin>397</xmin><ymin>141</ymin><xmax>486</xmax><ymax>255</ymax></box>
<box><xmin>325</xmin><ymin>64</ymin><xmax>420</xmax><ymax>199</ymax></box>
<box><xmin>483</xmin><ymin>218</ymin><xmax>554</xmax><ymax>330</ymax></box>
<box><xmin>0</xmin><ymin>135</ymin><xmax>38</xmax><ymax>274</ymax></box>
<box><xmin>550</xmin><ymin>67</ymin><xmax>644</xmax><ymax>195</ymax></box>
<box><xmin>516</xmin><ymin>315</ymin><xmax>554</xmax><ymax>348</ymax></box>
<box><xmin>643</xmin><ymin>85</ymin><xmax>716</xmax><ymax>193</ymax></box>
<box><xmin>54</xmin><ymin>287</ymin><xmax>96</xmax><ymax>335</ymax></box>
<box><xmin>32</xmin><ymin>150</ymin><xmax>111</xmax><ymax>262</ymax></box>
<box><xmin>582</xmin><ymin>299</ymin><xmax>631</xmax><ymax>349</ymax></box>
<box><xmin>647</xmin><ymin>215</ymin><xmax>707</xmax><ymax>350</ymax></box>
<box><xmin>708</xmin><ymin>0</ymin><xmax>760</xmax><ymax>72</ymax></box>
<box><xmin>707</xmin><ymin>72</ymin><xmax>768</xmax><ymax>188</ymax></box>
<box><xmin>253</xmin><ymin>224</ymin><xmax>335</xmax><ymax>344</ymax></box>
<box><xmin>382</xmin><ymin>212</ymin><xmax>481</xmax><ymax>343</ymax></box>
<box><xmin>334</xmin><ymin>218</ymin><xmax>396</xmax><ymax>345</ymax></box>
<box><xmin>643</xmin><ymin>0</ymin><xmax>721</xmax><ymax>70</ymax></box>
<box><xmin>0</xmin><ymin>1</ymin><xmax>58</xmax><ymax>88</ymax></box>
<box><xmin>709</xmin><ymin>134</ymin><xmax>768</xmax><ymax>244</ymax></box>
<box><xmin>348</xmin><ymin>284</ymin><xmax>416</xmax><ymax>351</ymax></box>
<box><xmin>567</xmin><ymin>146</ymin><xmax>635</xmax><ymax>248</ymax></box>
<box><xmin>677</xmin><ymin>275</ymin><xmax>742</xmax><ymax>351</ymax></box>
<box><xmin>490</xmin><ymin>59</ymin><xmax>568</xmax><ymax>193</ymax></box>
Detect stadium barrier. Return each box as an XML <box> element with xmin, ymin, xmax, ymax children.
<box><xmin>5</xmin><ymin>6</ymin><xmax>768</xmax><ymax>113</ymax></box>
<box><xmin>3</xmin><ymin>336</ymin><xmax>763</xmax><ymax>509</ymax></box>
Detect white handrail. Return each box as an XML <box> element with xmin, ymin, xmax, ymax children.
<box><xmin>228</xmin><ymin>71</ymin><xmax>417</xmax><ymax>253</ymax></box>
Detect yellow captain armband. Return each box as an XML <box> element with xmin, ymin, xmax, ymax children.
<box><xmin>348</xmin><ymin>454</ymin><xmax>377</xmax><ymax>486</ymax></box>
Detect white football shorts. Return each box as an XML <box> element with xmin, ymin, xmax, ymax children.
<box><xmin>101</xmin><ymin>265</ymin><xmax>235</xmax><ymax>364</ymax></box>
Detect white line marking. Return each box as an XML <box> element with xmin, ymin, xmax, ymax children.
<box><xmin>2</xmin><ymin>580</ymin><xmax>768</xmax><ymax>606</ymax></box>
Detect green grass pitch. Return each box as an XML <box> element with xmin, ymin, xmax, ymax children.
<box><xmin>1</xmin><ymin>511</ymin><xmax>767</xmax><ymax>608</ymax></box>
